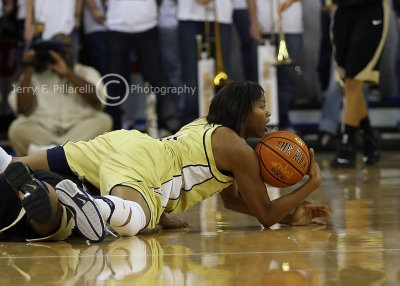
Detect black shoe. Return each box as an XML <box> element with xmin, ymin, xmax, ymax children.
<box><xmin>55</xmin><ymin>180</ymin><xmax>106</xmax><ymax>242</ymax></box>
<box><xmin>318</xmin><ymin>132</ymin><xmax>337</xmax><ymax>151</ymax></box>
<box><xmin>4</xmin><ymin>162</ymin><xmax>54</xmax><ymax>224</ymax></box>
<box><xmin>362</xmin><ymin>130</ymin><xmax>381</xmax><ymax>165</ymax></box>
<box><xmin>331</xmin><ymin>143</ymin><xmax>356</xmax><ymax>168</ymax></box>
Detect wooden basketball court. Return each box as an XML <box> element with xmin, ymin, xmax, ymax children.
<box><xmin>1</xmin><ymin>151</ymin><xmax>400</xmax><ymax>285</ymax></box>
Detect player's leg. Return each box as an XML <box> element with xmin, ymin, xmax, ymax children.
<box><xmin>336</xmin><ymin>78</ymin><xmax>381</xmax><ymax>167</ymax></box>
<box><xmin>94</xmin><ymin>185</ymin><xmax>150</xmax><ymax>237</ymax></box>
<box><xmin>330</xmin><ymin>6</ymin><xmax>358</xmax><ymax>168</ymax></box>
<box><xmin>331</xmin><ymin>2</ymin><xmax>388</xmax><ymax>167</ymax></box>
<box><xmin>0</xmin><ymin>147</ymin><xmax>50</xmax><ymax>174</ymax></box>
<box><xmin>3</xmin><ymin>161</ymin><xmax>105</xmax><ymax>242</ymax></box>
<box><xmin>3</xmin><ymin>162</ymin><xmax>64</xmax><ymax>236</ymax></box>
<box><xmin>0</xmin><ymin>143</ymin><xmax>80</xmax><ymax>181</ymax></box>
<box><xmin>0</xmin><ymin>172</ymin><xmax>25</xmax><ymax>235</ymax></box>
<box><xmin>357</xmin><ymin>2</ymin><xmax>388</xmax><ymax>165</ymax></box>
<box><xmin>15</xmin><ymin>146</ymin><xmax>106</xmax><ymax>242</ymax></box>
<box><xmin>331</xmin><ymin>78</ymin><xmax>364</xmax><ymax>168</ymax></box>
<box><xmin>360</xmin><ymin>115</ymin><xmax>381</xmax><ymax>165</ymax></box>
<box><xmin>346</xmin><ymin>82</ymin><xmax>381</xmax><ymax>164</ymax></box>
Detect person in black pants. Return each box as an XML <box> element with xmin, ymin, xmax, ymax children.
<box><xmin>104</xmin><ymin>0</ymin><xmax>179</xmax><ymax>132</ymax></box>
<box><xmin>281</xmin><ymin>0</ymin><xmax>398</xmax><ymax>168</ymax></box>
<box><xmin>233</xmin><ymin>2</ymin><xmax>258</xmax><ymax>82</ymax></box>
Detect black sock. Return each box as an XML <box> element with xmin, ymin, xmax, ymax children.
<box><xmin>341</xmin><ymin>125</ymin><xmax>358</xmax><ymax>145</ymax></box>
<box><xmin>359</xmin><ymin>116</ymin><xmax>372</xmax><ymax>136</ymax></box>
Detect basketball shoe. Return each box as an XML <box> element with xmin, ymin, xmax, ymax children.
<box><xmin>330</xmin><ymin>142</ymin><xmax>356</xmax><ymax>168</ymax></box>
<box><xmin>362</xmin><ymin>129</ymin><xmax>381</xmax><ymax>165</ymax></box>
<box><xmin>56</xmin><ymin>180</ymin><xmax>106</xmax><ymax>242</ymax></box>
<box><xmin>4</xmin><ymin>162</ymin><xmax>54</xmax><ymax>224</ymax></box>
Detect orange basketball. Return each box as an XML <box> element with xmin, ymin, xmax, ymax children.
<box><xmin>255</xmin><ymin>131</ymin><xmax>310</xmax><ymax>188</ymax></box>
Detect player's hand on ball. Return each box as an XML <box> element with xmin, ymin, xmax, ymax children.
<box><xmin>307</xmin><ymin>148</ymin><xmax>321</xmax><ymax>186</ymax></box>
<box><xmin>291</xmin><ymin>201</ymin><xmax>331</xmax><ymax>226</ymax></box>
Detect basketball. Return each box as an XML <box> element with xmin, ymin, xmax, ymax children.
<box><xmin>255</xmin><ymin>131</ymin><xmax>310</xmax><ymax>188</ymax></box>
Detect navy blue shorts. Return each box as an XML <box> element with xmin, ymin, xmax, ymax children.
<box><xmin>332</xmin><ymin>1</ymin><xmax>389</xmax><ymax>82</ymax></box>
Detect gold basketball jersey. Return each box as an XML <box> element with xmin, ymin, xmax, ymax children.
<box><xmin>158</xmin><ymin>118</ymin><xmax>234</xmax><ymax>213</ymax></box>
<box><xmin>64</xmin><ymin>118</ymin><xmax>234</xmax><ymax>225</ymax></box>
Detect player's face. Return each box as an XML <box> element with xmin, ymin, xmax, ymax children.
<box><xmin>242</xmin><ymin>97</ymin><xmax>271</xmax><ymax>138</ymax></box>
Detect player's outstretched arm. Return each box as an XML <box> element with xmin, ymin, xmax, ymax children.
<box><xmin>220</xmin><ymin>185</ymin><xmax>331</xmax><ymax>226</ymax></box>
<box><xmin>213</xmin><ymin>128</ymin><xmax>328</xmax><ymax>228</ymax></box>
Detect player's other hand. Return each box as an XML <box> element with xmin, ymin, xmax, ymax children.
<box><xmin>291</xmin><ymin>201</ymin><xmax>331</xmax><ymax>226</ymax></box>
<box><xmin>159</xmin><ymin>213</ymin><xmax>190</xmax><ymax>229</ymax></box>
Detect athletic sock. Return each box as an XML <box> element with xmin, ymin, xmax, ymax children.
<box><xmin>0</xmin><ymin>147</ymin><xmax>12</xmax><ymax>174</ymax></box>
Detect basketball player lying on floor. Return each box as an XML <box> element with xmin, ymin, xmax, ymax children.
<box><xmin>0</xmin><ymin>81</ymin><xmax>331</xmax><ymax>242</ymax></box>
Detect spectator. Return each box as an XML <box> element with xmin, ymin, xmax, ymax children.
<box><xmin>233</xmin><ymin>0</ymin><xmax>258</xmax><ymax>82</ymax></box>
<box><xmin>0</xmin><ymin>0</ymin><xmax>13</xmax><ymax>17</ymax></box>
<box><xmin>24</xmin><ymin>0</ymin><xmax>83</xmax><ymax>60</ymax></box>
<box><xmin>317</xmin><ymin>60</ymin><xmax>344</xmax><ymax>150</ymax></box>
<box><xmin>15</xmin><ymin>0</ymin><xmax>27</xmax><ymax>67</ymax></box>
<box><xmin>394</xmin><ymin>0</ymin><xmax>400</xmax><ymax>95</ymax></box>
<box><xmin>281</xmin><ymin>0</ymin><xmax>395</xmax><ymax>167</ymax></box>
<box><xmin>249</xmin><ymin>0</ymin><xmax>304</xmax><ymax>131</ymax></box>
<box><xmin>177</xmin><ymin>0</ymin><xmax>233</xmax><ymax>124</ymax></box>
<box><xmin>83</xmin><ymin>0</ymin><xmax>107</xmax><ymax>76</ymax></box>
<box><xmin>104</xmin><ymin>0</ymin><xmax>179</xmax><ymax>132</ymax></box>
<box><xmin>158</xmin><ymin>0</ymin><xmax>185</xmax><ymax>119</ymax></box>
<box><xmin>7</xmin><ymin>34</ymin><xmax>112</xmax><ymax>156</ymax></box>
<box><xmin>0</xmin><ymin>0</ymin><xmax>17</xmax><ymax>112</ymax></box>
<box><xmin>317</xmin><ymin>0</ymin><xmax>333</xmax><ymax>92</ymax></box>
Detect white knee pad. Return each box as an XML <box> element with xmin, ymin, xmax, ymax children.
<box><xmin>95</xmin><ymin>196</ymin><xmax>146</xmax><ymax>236</ymax></box>
<box><xmin>112</xmin><ymin>201</ymin><xmax>146</xmax><ymax>236</ymax></box>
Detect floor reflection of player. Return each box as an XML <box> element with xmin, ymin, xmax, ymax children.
<box><xmin>336</xmin><ymin>198</ymin><xmax>388</xmax><ymax>286</ymax></box>
<box><xmin>1</xmin><ymin>242</ymin><xmax>80</xmax><ymax>285</ymax></box>
<box><xmin>2</xmin><ymin>234</ymin><xmax>235</xmax><ymax>285</ymax></box>
<box><xmin>222</xmin><ymin>227</ymin><xmax>332</xmax><ymax>286</ymax></box>
<box><xmin>100</xmin><ymin>235</ymin><xmax>234</xmax><ymax>285</ymax></box>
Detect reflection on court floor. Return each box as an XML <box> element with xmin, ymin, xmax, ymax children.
<box><xmin>1</xmin><ymin>152</ymin><xmax>400</xmax><ymax>285</ymax></box>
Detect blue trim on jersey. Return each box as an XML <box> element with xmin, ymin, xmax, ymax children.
<box><xmin>203</xmin><ymin>128</ymin><xmax>234</xmax><ymax>184</ymax></box>
<box><xmin>47</xmin><ymin>147</ymin><xmax>75</xmax><ymax>177</ymax></box>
